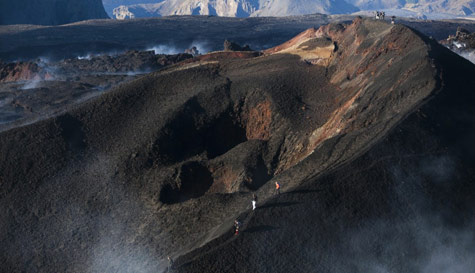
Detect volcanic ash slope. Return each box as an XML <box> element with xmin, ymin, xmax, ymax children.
<box><xmin>1</xmin><ymin>18</ymin><xmax>475</xmax><ymax>273</ymax></box>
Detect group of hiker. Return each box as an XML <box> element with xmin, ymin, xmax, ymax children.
<box><xmin>375</xmin><ymin>11</ymin><xmax>386</xmax><ymax>20</ymax></box>
<box><xmin>375</xmin><ymin>11</ymin><xmax>396</xmax><ymax>24</ymax></box>
<box><xmin>167</xmin><ymin>181</ymin><xmax>283</xmax><ymax>272</ymax></box>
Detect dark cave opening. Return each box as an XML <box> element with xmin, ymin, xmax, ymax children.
<box><xmin>204</xmin><ymin>112</ymin><xmax>248</xmax><ymax>158</ymax></box>
<box><xmin>149</xmin><ymin>104</ymin><xmax>247</xmax><ymax>165</ymax></box>
<box><xmin>159</xmin><ymin>162</ymin><xmax>214</xmax><ymax>204</ymax></box>
<box><xmin>245</xmin><ymin>156</ymin><xmax>272</xmax><ymax>191</ymax></box>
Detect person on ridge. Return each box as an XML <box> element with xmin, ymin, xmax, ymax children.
<box><xmin>275</xmin><ymin>181</ymin><xmax>281</xmax><ymax>195</ymax></box>
<box><xmin>167</xmin><ymin>256</ymin><xmax>174</xmax><ymax>272</ymax></box>
<box><xmin>252</xmin><ymin>194</ymin><xmax>258</xmax><ymax>210</ymax></box>
<box><xmin>234</xmin><ymin>219</ymin><xmax>242</xmax><ymax>235</ymax></box>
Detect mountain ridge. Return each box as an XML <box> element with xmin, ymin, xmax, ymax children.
<box><xmin>112</xmin><ymin>0</ymin><xmax>359</xmax><ymax>19</ymax></box>
<box><xmin>110</xmin><ymin>0</ymin><xmax>475</xmax><ymax>19</ymax></box>
<box><xmin>0</xmin><ymin>0</ymin><xmax>108</xmax><ymax>25</ymax></box>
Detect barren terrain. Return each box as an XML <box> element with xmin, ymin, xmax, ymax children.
<box><xmin>1</xmin><ymin>17</ymin><xmax>475</xmax><ymax>273</ymax></box>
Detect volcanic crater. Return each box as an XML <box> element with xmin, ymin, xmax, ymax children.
<box><xmin>1</xmin><ymin>17</ymin><xmax>475</xmax><ymax>273</ymax></box>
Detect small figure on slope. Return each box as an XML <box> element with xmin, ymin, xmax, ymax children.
<box><xmin>167</xmin><ymin>256</ymin><xmax>174</xmax><ymax>273</ymax></box>
<box><xmin>234</xmin><ymin>219</ymin><xmax>242</xmax><ymax>235</ymax></box>
<box><xmin>275</xmin><ymin>181</ymin><xmax>281</xmax><ymax>195</ymax></box>
<box><xmin>252</xmin><ymin>194</ymin><xmax>258</xmax><ymax>210</ymax></box>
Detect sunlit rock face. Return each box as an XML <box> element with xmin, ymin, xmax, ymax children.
<box><xmin>0</xmin><ymin>0</ymin><xmax>108</xmax><ymax>25</ymax></box>
<box><xmin>112</xmin><ymin>0</ymin><xmax>358</xmax><ymax>19</ymax></box>
<box><xmin>109</xmin><ymin>0</ymin><xmax>475</xmax><ymax>19</ymax></box>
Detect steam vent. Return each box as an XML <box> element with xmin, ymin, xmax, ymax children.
<box><xmin>1</xmin><ymin>18</ymin><xmax>475</xmax><ymax>272</ymax></box>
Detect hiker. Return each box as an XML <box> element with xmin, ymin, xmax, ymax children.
<box><xmin>391</xmin><ymin>16</ymin><xmax>396</xmax><ymax>24</ymax></box>
<box><xmin>252</xmin><ymin>194</ymin><xmax>257</xmax><ymax>210</ymax></box>
<box><xmin>382</xmin><ymin>11</ymin><xmax>385</xmax><ymax>20</ymax></box>
<box><xmin>234</xmin><ymin>219</ymin><xmax>242</xmax><ymax>235</ymax></box>
<box><xmin>274</xmin><ymin>181</ymin><xmax>281</xmax><ymax>195</ymax></box>
<box><xmin>167</xmin><ymin>256</ymin><xmax>174</xmax><ymax>272</ymax></box>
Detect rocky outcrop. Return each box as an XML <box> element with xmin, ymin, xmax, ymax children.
<box><xmin>0</xmin><ymin>0</ymin><xmax>108</xmax><ymax>25</ymax></box>
<box><xmin>184</xmin><ymin>46</ymin><xmax>200</xmax><ymax>56</ymax></box>
<box><xmin>59</xmin><ymin>50</ymin><xmax>193</xmax><ymax>74</ymax></box>
<box><xmin>103</xmin><ymin>0</ymin><xmax>159</xmax><ymax>17</ymax></box>
<box><xmin>441</xmin><ymin>26</ymin><xmax>475</xmax><ymax>63</ymax></box>
<box><xmin>0</xmin><ymin>62</ymin><xmax>52</xmax><ymax>82</ymax></box>
<box><xmin>443</xmin><ymin>26</ymin><xmax>475</xmax><ymax>48</ymax></box>
<box><xmin>0</xmin><ymin>50</ymin><xmax>193</xmax><ymax>83</ymax></box>
<box><xmin>223</xmin><ymin>40</ymin><xmax>253</xmax><ymax>51</ymax></box>
<box><xmin>113</xmin><ymin>5</ymin><xmax>138</xmax><ymax>20</ymax></box>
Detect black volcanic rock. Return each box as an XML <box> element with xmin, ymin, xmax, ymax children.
<box><xmin>0</xmin><ymin>0</ymin><xmax>108</xmax><ymax>25</ymax></box>
<box><xmin>454</xmin><ymin>27</ymin><xmax>475</xmax><ymax>48</ymax></box>
<box><xmin>58</xmin><ymin>50</ymin><xmax>193</xmax><ymax>74</ymax></box>
<box><xmin>184</xmin><ymin>46</ymin><xmax>200</xmax><ymax>56</ymax></box>
<box><xmin>0</xmin><ymin>61</ymin><xmax>52</xmax><ymax>82</ymax></box>
<box><xmin>176</xmin><ymin>28</ymin><xmax>475</xmax><ymax>273</ymax></box>
<box><xmin>223</xmin><ymin>40</ymin><xmax>253</xmax><ymax>51</ymax></box>
<box><xmin>1</xmin><ymin>18</ymin><xmax>475</xmax><ymax>273</ymax></box>
<box><xmin>0</xmin><ymin>50</ymin><xmax>194</xmax><ymax>131</ymax></box>
<box><xmin>440</xmin><ymin>26</ymin><xmax>475</xmax><ymax>63</ymax></box>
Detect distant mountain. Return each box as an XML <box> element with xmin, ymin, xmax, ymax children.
<box><xmin>111</xmin><ymin>0</ymin><xmax>359</xmax><ymax>19</ymax></box>
<box><xmin>253</xmin><ymin>0</ymin><xmax>359</xmax><ymax>16</ymax></box>
<box><xmin>103</xmin><ymin>0</ymin><xmax>159</xmax><ymax>16</ymax></box>
<box><xmin>346</xmin><ymin>0</ymin><xmax>475</xmax><ymax>16</ymax></box>
<box><xmin>0</xmin><ymin>0</ymin><xmax>108</xmax><ymax>25</ymax></box>
<box><xmin>108</xmin><ymin>0</ymin><xmax>475</xmax><ymax>19</ymax></box>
